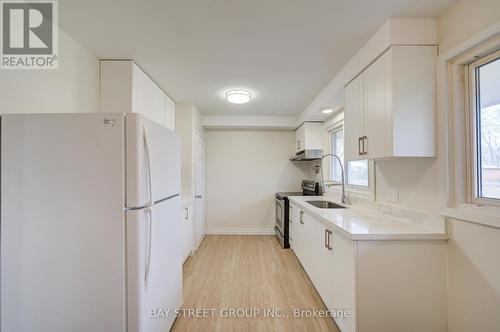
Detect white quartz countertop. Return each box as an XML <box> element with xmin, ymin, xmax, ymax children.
<box><xmin>289</xmin><ymin>196</ymin><xmax>448</xmax><ymax>241</ymax></box>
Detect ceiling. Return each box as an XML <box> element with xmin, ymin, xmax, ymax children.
<box><xmin>59</xmin><ymin>0</ymin><xmax>455</xmax><ymax>116</ymax></box>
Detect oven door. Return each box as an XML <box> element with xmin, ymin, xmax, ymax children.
<box><xmin>275</xmin><ymin>226</ymin><xmax>285</xmax><ymax>248</ymax></box>
<box><xmin>275</xmin><ymin>197</ymin><xmax>285</xmax><ymax>236</ymax></box>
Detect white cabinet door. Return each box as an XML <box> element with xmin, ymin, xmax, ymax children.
<box><xmin>132</xmin><ymin>64</ymin><xmax>153</xmax><ymax>121</ymax></box>
<box><xmin>99</xmin><ymin>61</ymin><xmax>134</xmax><ymax>114</ymax></box>
<box><xmin>150</xmin><ymin>83</ymin><xmax>166</xmax><ymax>127</ymax></box>
<box><xmin>100</xmin><ymin>61</ymin><xmax>166</xmax><ymax>127</ymax></box>
<box><xmin>296</xmin><ymin>125</ymin><xmax>306</xmax><ymax>152</ymax></box>
<box><xmin>303</xmin><ymin>123</ymin><xmax>323</xmax><ymax>150</ymax></box>
<box><xmin>390</xmin><ymin>46</ymin><xmax>437</xmax><ymax>157</ymax></box>
<box><xmin>293</xmin><ymin>209</ymin><xmax>306</xmax><ymax>263</ymax></box>
<box><xmin>181</xmin><ymin>203</ymin><xmax>194</xmax><ymax>262</ymax></box>
<box><xmin>364</xmin><ymin>51</ymin><xmax>390</xmax><ymax>159</ymax></box>
<box><xmin>300</xmin><ymin>212</ymin><xmax>319</xmax><ymax>287</ymax></box>
<box><xmin>289</xmin><ymin>204</ymin><xmax>298</xmax><ymax>248</ymax></box>
<box><xmin>330</xmin><ymin>230</ymin><xmax>356</xmax><ymax>332</ymax></box>
<box><xmin>164</xmin><ymin>95</ymin><xmax>176</xmax><ymax>131</ymax></box>
<box><xmin>344</xmin><ymin>74</ymin><xmax>365</xmax><ymax>161</ymax></box>
<box><xmin>308</xmin><ymin>219</ymin><xmax>332</xmax><ymax>306</ymax></box>
<box><xmin>295</xmin><ymin>123</ymin><xmax>323</xmax><ymax>153</ymax></box>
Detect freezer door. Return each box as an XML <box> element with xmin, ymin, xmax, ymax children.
<box><xmin>126</xmin><ymin>114</ymin><xmax>181</xmax><ymax>208</ymax></box>
<box><xmin>1</xmin><ymin>114</ymin><xmax>127</xmax><ymax>332</ymax></box>
<box><xmin>126</xmin><ymin>196</ymin><xmax>182</xmax><ymax>332</ymax></box>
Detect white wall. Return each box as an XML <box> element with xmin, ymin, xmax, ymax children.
<box><xmin>0</xmin><ymin>30</ymin><xmax>98</xmax><ymax>114</ymax></box>
<box><xmin>374</xmin><ymin>158</ymin><xmax>446</xmax><ymax>213</ymax></box>
<box><xmin>438</xmin><ymin>0</ymin><xmax>500</xmax><ymax>54</ymax></box>
<box><xmin>446</xmin><ymin>220</ymin><xmax>500</xmax><ymax>331</ymax></box>
<box><xmin>206</xmin><ymin>130</ymin><xmax>310</xmax><ymax>233</ymax></box>
<box><xmin>437</xmin><ymin>3</ymin><xmax>500</xmax><ymax>331</ymax></box>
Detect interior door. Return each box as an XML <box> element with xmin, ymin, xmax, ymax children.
<box><xmin>194</xmin><ymin>133</ymin><xmax>207</xmax><ymax>248</ymax></box>
<box><xmin>126</xmin><ymin>196</ymin><xmax>182</xmax><ymax>332</ymax></box>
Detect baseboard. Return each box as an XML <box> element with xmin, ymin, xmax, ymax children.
<box><xmin>206</xmin><ymin>228</ymin><xmax>275</xmax><ymax>235</ymax></box>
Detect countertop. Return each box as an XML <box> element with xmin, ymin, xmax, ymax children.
<box><xmin>289</xmin><ymin>196</ymin><xmax>448</xmax><ymax>241</ymax></box>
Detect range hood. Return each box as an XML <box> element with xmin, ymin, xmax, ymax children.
<box><xmin>289</xmin><ymin>149</ymin><xmax>323</xmax><ymax>161</ymax></box>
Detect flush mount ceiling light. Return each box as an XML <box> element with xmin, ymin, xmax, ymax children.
<box><xmin>226</xmin><ymin>89</ymin><xmax>251</xmax><ymax>104</ymax></box>
<box><xmin>322</xmin><ymin>108</ymin><xmax>334</xmax><ymax>114</ymax></box>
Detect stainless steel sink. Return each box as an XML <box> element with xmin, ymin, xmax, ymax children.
<box><xmin>307</xmin><ymin>201</ymin><xmax>347</xmax><ymax>209</ymax></box>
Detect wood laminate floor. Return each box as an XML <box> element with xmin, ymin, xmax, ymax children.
<box><xmin>171</xmin><ymin>235</ymin><xmax>339</xmax><ymax>332</ymax></box>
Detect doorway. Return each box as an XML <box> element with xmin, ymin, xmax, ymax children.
<box><xmin>194</xmin><ymin>132</ymin><xmax>206</xmax><ymax>249</ymax></box>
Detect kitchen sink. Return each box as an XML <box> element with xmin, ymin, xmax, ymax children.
<box><xmin>307</xmin><ymin>201</ymin><xmax>347</xmax><ymax>209</ymax></box>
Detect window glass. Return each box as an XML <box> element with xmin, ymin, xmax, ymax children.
<box><xmin>330</xmin><ymin>126</ymin><xmax>368</xmax><ymax>187</ymax></box>
<box><xmin>330</xmin><ymin>129</ymin><xmax>344</xmax><ymax>182</ymax></box>
<box><xmin>475</xmin><ymin>57</ymin><xmax>500</xmax><ymax>200</ymax></box>
<box><xmin>347</xmin><ymin>160</ymin><xmax>369</xmax><ymax>187</ymax></box>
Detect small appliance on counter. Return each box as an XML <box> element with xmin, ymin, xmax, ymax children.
<box><xmin>275</xmin><ymin>180</ymin><xmax>321</xmax><ymax>248</ymax></box>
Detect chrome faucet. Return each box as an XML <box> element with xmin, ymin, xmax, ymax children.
<box><xmin>320</xmin><ymin>154</ymin><xmax>347</xmax><ymax>204</ymax></box>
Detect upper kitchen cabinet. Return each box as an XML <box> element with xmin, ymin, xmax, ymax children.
<box><xmin>99</xmin><ymin>60</ymin><xmax>176</xmax><ymax>131</ymax></box>
<box><xmin>164</xmin><ymin>94</ymin><xmax>176</xmax><ymax>131</ymax></box>
<box><xmin>344</xmin><ymin>74</ymin><xmax>365</xmax><ymax>161</ymax></box>
<box><xmin>344</xmin><ymin>45</ymin><xmax>437</xmax><ymax>160</ymax></box>
<box><xmin>295</xmin><ymin>122</ymin><xmax>322</xmax><ymax>152</ymax></box>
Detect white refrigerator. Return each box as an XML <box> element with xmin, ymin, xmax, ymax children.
<box><xmin>0</xmin><ymin>113</ymin><xmax>182</xmax><ymax>332</ymax></box>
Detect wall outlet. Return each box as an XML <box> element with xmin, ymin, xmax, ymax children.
<box><xmin>388</xmin><ymin>189</ymin><xmax>399</xmax><ymax>203</ymax></box>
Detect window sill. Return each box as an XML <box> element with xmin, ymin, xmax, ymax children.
<box><xmin>326</xmin><ymin>185</ymin><xmax>374</xmax><ymax>200</ymax></box>
<box><xmin>441</xmin><ymin>203</ymin><xmax>500</xmax><ymax>229</ymax></box>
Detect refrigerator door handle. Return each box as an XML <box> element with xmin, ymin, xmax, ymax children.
<box><xmin>144</xmin><ymin>206</ymin><xmax>153</xmax><ymax>290</ymax></box>
<box><xmin>143</xmin><ymin>125</ymin><xmax>153</xmax><ymax>205</ymax></box>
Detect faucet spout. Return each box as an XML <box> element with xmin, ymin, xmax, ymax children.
<box><xmin>320</xmin><ymin>154</ymin><xmax>347</xmax><ymax>204</ymax></box>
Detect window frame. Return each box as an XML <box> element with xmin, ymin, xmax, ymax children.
<box><xmin>329</xmin><ymin>125</ymin><xmax>344</xmax><ymax>183</ymax></box>
<box><xmin>466</xmin><ymin>49</ymin><xmax>500</xmax><ymax>207</ymax></box>
<box><xmin>325</xmin><ymin>120</ymin><xmax>374</xmax><ymax>198</ymax></box>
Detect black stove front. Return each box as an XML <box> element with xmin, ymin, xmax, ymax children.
<box><xmin>275</xmin><ymin>180</ymin><xmax>321</xmax><ymax>248</ymax></box>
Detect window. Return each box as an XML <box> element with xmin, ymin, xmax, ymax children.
<box><xmin>330</xmin><ymin>125</ymin><xmax>369</xmax><ymax>187</ymax></box>
<box><xmin>347</xmin><ymin>160</ymin><xmax>369</xmax><ymax>187</ymax></box>
<box><xmin>330</xmin><ymin>128</ymin><xmax>344</xmax><ymax>182</ymax></box>
<box><xmin>469</xmin><ymin>51</ymin><xmax>500</xmax><ymax>202</ymax></box>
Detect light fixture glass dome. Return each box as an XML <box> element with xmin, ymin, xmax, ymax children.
<box><xmin>226</xmin><ymin>89</ymin><xmax>251</xmax><ymax>104</ymax></box>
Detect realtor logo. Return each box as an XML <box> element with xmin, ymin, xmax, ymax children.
<box><xmin>1</xmin><ymin>0</ymin><xmax>58</xmax><ymax>69</ymax></box>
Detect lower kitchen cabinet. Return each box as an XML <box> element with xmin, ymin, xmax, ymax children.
<box><xmin>180</xmin><ymin>201</ymin><xmax>194</xmax><ymax>263</ymax></box>
<box><xmin>289</xmin><ymin>203</ymin><xmax>446</xmax><ymax>332</ymax></box>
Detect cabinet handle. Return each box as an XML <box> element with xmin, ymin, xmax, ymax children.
<box><xmin>184</xmin><ymin>208</ymin><xmax>188</xmax><ymax>220</ymax></box>
<box><xmin>358</xmin><ymin>137</ymin><xmax>363</xmax><ymax>156</ymax></box>
<box><xmin>299</xmin><ymin>211</ymin><xmax>304</xmax><ymax>224</ymax></box>
<box><xmin>327</xmin><ymin>230</ymin><xmax>333</xmax><ymax>250</ymax></box>
<box><xmin>324</xmin><ymin>229</ymin><xmax>328</xmax><ymax>248</ymax></box>
<box><xmin>363</xmin><ymin>136</ymin><xmax>368</xmax><ymax>155</ymax></box>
